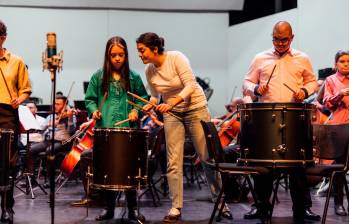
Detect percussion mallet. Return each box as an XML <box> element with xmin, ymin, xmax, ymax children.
<box><xmin>266</xmin><ymin>64</ymin><xmax>277</xmax><ymax>86</ymax></box>
<box><xmin>114</xmin><ymin>118</ymin><xmax>131</xmax><ymax>126</ymax></box>
<box><xmin>127</xmin><ymin>91</ymin><xmax>183</xmax><ymax>121</ymax></box>
<box><xmin>283</xmin><ymin>83</ymin><xmax>296</xmax><ymax>94</ymax></box>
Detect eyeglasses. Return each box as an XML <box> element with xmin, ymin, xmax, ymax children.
<box><xmin>272</xmin><ymin>37</ymin><xmax>291</xmax><ymax>44</ymax></box>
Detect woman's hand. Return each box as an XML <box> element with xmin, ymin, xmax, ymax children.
<box><xmin>128</xmin><ymin>109</ymin><xmax>139</xmax><ymax>122</ymax></box>
<box><xmin>156</xmin><ymin>103</ymin><xmax>173</xmax><ymax>113</ymax></box>
<box><xmin>92</xmin><ymin>110</ymin><xmax>101</xmax><ymax>120</ymax></box>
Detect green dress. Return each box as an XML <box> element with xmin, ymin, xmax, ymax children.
<box><xmin>85</xmin><ymin>69</ymin><xmax>148</xmax><ymax>128</ymax></box>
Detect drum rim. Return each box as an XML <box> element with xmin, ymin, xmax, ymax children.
<box><xmin>238</xmin><ymin>102</ymin><xmax>315</xmax><ymax>110</ymax></box>
<box><xmin>94</xmin><ymin>127</ymin><xmax>148</xmax><ymax>133</ymax></box>
<box><xmin>0</xmin><ymin>128</ymin><xmax>14</xmax><ymax>133</ymax></box>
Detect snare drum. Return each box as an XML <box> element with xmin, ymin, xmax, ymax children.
<box><xmin>0</xmin><ymin>129</ymin><xmax>14</xmax><ymax>191</ymax></box>
<box><xmin>92</xmin><ymin>128</ymin><xmax>148</xmax><ymax>190</ymax></box>
<box><xmin>237</xmin><ymin>103</ymin><xmax>314</xmax><ymax>168</ymax></box>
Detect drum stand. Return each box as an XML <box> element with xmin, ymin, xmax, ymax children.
<box><xmin>15</xmin><ymin>130</ymin><xmax>47</xmax><ymax>199</ymax></box>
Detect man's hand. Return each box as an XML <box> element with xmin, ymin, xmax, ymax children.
<box><xmin>256</xmin><ymin>84</ymin><xmax>269</xmax><ymax>96</ymax></box>
<box><xmin>340</xmin><ymin>87</ymin><xmax>349</xmax><ymax>96</ymax></box>
<box><xmin>10</xmin><ymin>98</ymin><xmax>20</xmax><ymax>109</ymax></box>
<box><xmin>294</xmin><ymin>89</ymin><xmax>306</xmax><ymax>102</ymax></box>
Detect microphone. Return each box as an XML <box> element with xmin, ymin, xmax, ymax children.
<box><xmin>46</xmin><ymin>32</ymin><xmax>57</xmax><ymax>59</ymax></box>
<box><xmin>42</xmin><ymin>32</ymin><xmax>63</xmax><ymax>72</ymax></box>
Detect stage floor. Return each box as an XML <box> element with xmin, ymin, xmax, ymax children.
<box><xmin>12</xmin><ymin>172</ymin><xmax>349</xmax><ymax>224</ymax></box>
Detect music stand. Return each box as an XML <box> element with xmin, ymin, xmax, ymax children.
<box><xmin>15</xmin><ymin>105</ymin><xmax>47</xmax><ymax>198</ymax></box>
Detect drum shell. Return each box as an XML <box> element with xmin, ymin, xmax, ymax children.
<box><xmin>239</xmin><ymin>103</ymin><xmax>314</xmax><ymax>167</ymax></box>
<box><xmin>92</xmin><ymin>128</ymin><xmax>148</xmax><ymax>190</ymax></box>
<box><xmin>0</xmin><ymin>129</ymin><xmax>13</xmax><ymax>190</ymax></box>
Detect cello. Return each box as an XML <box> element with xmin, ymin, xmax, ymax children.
<box><xmin>60</xmin><ymin>119</ymin><xmax>95</xmax><ymax>175</ymax></box>
<box><xmin>60</xmin><ymin>92</ymin><xmax>107</xmax><ymax>175</ymax></box>
<box><xmin>217</xmin><ymin>111</ymin><xmax>240</xmax><ymax>148</ymax></box>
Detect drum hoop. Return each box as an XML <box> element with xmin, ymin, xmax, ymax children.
<box><xmin>238</xmin><ymin>103</ymin><xmax>315</xmax><ymax>110</ymax></box>
<box><xmin>91</xmin><ymin>183</ymin><xmax>140</xmax><ymax>191</ymax></box>
<box><xmin>239</xmin><ymin>108</ymin><xmax>313</xmax><ymax>111</ymax></box>
<box><xmin>94</xmin><ymin>128</ymin><xmax>148</xmax><ymax>133</ymax></box>
<box><xmin>237</xmin><ymin>158</ymin><xmax>315</xmax><ymax>167</ymax></box>
<box><xmin>0</xmin><ymin>185</ymin><xmax>11</xmax><ymax>192</ymax></box>
<box><xmin>0</xmin><ymin>129</ymin><xmax>14</xmax><ymax>134</ymax></box>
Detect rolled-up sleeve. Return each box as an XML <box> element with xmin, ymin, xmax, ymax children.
<box><xmin>174</xmin><ymin>52</ymin><xmax>196</xmax><ymax>100</ymax></box>
<box><xmin>243</xmin><ymin>56</ymin><xmax>260</xmax><ymax>97</ymax></box>
<box><xmin>17</xmin><ymin>61</ymin><xmax>32</xmax><ymax>96</ymax></box>
<box><xmin>301</xmin><ymin>57</ymin><xmax>317</xmax><ymax>96</ymax></box>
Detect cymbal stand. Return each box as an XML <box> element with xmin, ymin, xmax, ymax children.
<box><xmin>15</xmin><ymin>130</ymin><xmax>47</xmax><ymax>198</ymax></box>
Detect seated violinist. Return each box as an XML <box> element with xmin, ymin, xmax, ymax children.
<box><xmin>30</xmin><ymin>95</ymin><xmax>76</xmax><ymax>159</ymax></box>
<box><xmin>211</xmin><ymin>97</ymin><xmax>244</xmax><ymax>126</ymax></box>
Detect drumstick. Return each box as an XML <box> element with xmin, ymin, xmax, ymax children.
<box><xmin>266</xmin><ymin>64</ymin><xmax>277</xmax><ymax>86</ymax></box>
<box><xmin>114</xmin><ymin>118</ymin><xmax>131</xmax><ymax>126</ymax></box>
<box><xmin>127</xmin><ymin>91</ymin><xmax>183</xmax><ymax>121</ymax></box>
<box><xmin>283</xmin><ymin>83</ymin><xmax>296</xmax><ymax>94</ymax></box>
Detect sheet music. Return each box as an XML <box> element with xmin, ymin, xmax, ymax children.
<box><xmin>18</xmin><ymin>105</ymin><xmax>42</xmax><ymax>131</ymax></box>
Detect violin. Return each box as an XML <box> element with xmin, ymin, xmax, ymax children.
<box><xmin>60</xmin><ymin>119</ymin><xmax>95</xmax><ymax>175</ymax></box>
<box><xmin>217</xmin><ymin>111</ymin><xmax>240</xmax><ymax>148</ymax></box>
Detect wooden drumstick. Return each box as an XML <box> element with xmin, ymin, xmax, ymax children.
<box><xmin>127</xmin><ymin>91</ymin><xmax>183</xmax><ymax>121</ymax></box>
<box><xmin>114</xmin><ymin>118</ymin><xmax>131</xmax><ymax>126</ymax></box>
<box><xmin>283</xmin><ymin>83</ymin><xmax>296</xmax><ymax>94</ymax></box>
<box><xmin>266</xmin><ymin>64</ymin><xmax>277</xmax><ymax>86</ymax></box>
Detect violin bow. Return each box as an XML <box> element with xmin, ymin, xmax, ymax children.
<box><xmin>57</xmin><ymin>81</ymin><xmax>75</xmax><ymax>121</ymax></box>
<box><xmin>127</xmin><ymin>91</ymin><xmax>183</xmax><ymax>121</ymax></box>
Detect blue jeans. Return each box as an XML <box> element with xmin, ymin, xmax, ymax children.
<box><xmin>163</xmin><ymin>106</ymin><xmax>222</xmax><ymax>208</ymax></box>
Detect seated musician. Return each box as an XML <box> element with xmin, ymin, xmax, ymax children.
<box><xmin>82</xmin><ymin>36</ymin><xmax>148</xmax><ymax>222</ymax></box>
<box><xmin>322</xmin><ymin>50</ymin><xmax>349</xmax><ymax>216</ymax></box>
<box><xmin>18</xmin><ymin>101</ymin><xmax>46</xmax><ymax>174</ymax></box>
<box><xmin>242</xmin><ymin>21</ymin><xmax>320</xmax><ymax>222</ymax></box>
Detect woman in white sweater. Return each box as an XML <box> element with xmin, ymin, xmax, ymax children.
<box><xmin>136</xmin><ymin>32</ymin><xmax>232</xmax><ymax>222</ymax></box>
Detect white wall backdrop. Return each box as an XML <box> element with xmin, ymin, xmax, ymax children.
<box><xmin>1</xmin><ymin>0</ymin><xmax>349</xmax><ymax>116</ymax></box>
<box><xmin>0</xmin><ymin>7</ymin><xmax>228</xmax><ymax>115</ymax></box>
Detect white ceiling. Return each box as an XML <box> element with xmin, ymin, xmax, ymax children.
<box><xmin>0</xmin><ymin>0</ymin><xmax>245</xmax><ymax>11</ymax></box>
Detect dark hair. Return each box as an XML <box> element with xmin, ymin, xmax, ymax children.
<box><xmin>56</xmin><ymin>95</ymin><xmax>67</xmax><ymax>104</ymax></box>
<box><xmin>0</xmin><ymin>20</ymin><xmax>7</xmax><ymax>36</ymax></box>
<box><xmin>335</xmin><ymin>50</ymin><xmax>349</xmax><ymax>63</ymax></box>
<box><xmin>102</xmin><ymin>36</ymin><xmax>130</xmax><ymax>94</ymax></box>
<box><xmin>136</xmin><ymin>32</ymin><xmax>165</xmax><ymax>54</ymax></box>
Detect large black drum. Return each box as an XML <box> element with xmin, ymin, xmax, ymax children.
<box><xmin>0</xmin><ymin>129</ymin><xmax>14</xmax><ymax>191</ymax></box>
<box><xmin>92</xmin><ymin>128</ymin><xmax>148</xmax><ymax>190</ymax></box>
<box><xmin>237</xmin><ymin>103</ymin><xmax>314</xmax><ymax>168</ymax></box>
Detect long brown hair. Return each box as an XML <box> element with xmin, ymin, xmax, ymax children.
<box><xmin>102</xmin><ymin>36</ymin><xmax>130</xmax><ymax>94</ymax></box>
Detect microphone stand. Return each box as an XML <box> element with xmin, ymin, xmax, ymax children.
<box><xmin>42</xmin><ymin>40</ymin><xmax>63</xmax><ymax>224</ymax></box>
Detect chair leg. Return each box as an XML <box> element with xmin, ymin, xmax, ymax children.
<box><xmin>322</xmin><ymin>173</ymin><xmax>336</xmax><ymax>224</ymax></box>
<box><xmin>209</xmin><ymin>178</ymin><xmax>225</xmax><ymax>224</ymax></box>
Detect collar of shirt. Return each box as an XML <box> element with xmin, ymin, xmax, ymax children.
<box><xmin>272</xmin><ymin>47</ymin><xmax>294</xmax><ymax>57</ymax></box>
<box><xmin>0</xmin><ymin>49</ymin><xmax>10</xmax><ymax>62</ymax></box>
<box><xmin>335</xmin><ymin>71</ymin><xmax>349</xmax><ymax>82</ymax></box>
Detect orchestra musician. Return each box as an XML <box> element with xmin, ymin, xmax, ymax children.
<box><xmin>322</xmin><ymin>50</ymin><xmax>349</xmax><ymax>216</ymax></box>
<box><xmin>84</xmin><ymin>36</ymin><xmax>148</xmax><ymax>222</ymax></box>
<box><xmin>29</xmin><ymin>95</ymin><xmax>76</xmax><ymax>158</ymax></box>
<box><xmin>242</xmin><ymin>21</ymin><xmax>320</xmax><ymax>222</ymax></box>
<box><xmin>136</xmin><ymin>32</ymin><xmax>232</xmax><ymax>222</ymax></box>
<box><xmin>0</xmin><ymin>20</ymin><xmax>32</xmax><ymax>223</ymax></box>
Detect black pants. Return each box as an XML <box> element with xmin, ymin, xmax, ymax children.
<box><xmin>0</xmin><ymin>104</ymin><xmax>19</xmax><ymax>212</ymax></box>
<box><xmin>80</xmin><ymin>149</ymin><xmax>137</xmax><ymax>211</ymax></box>
<box><xmin>253</xmin><ymin>167</ymin><xmax>312</xmax><ymax>216</ymax></box>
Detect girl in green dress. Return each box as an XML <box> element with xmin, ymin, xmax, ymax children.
<box><xmin>85</xmin><ymin>36</ymin><xmax>148</xmax><ymax>222</ymax></box>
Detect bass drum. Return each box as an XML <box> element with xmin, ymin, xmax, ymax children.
<box><xmin>0</xmin><ymin>129</ymin><xmax>13</xmax><ymax>191</ymax></box>
<box><xmin>237</xmin><ymin>103</ymin><xmax>314</xmax><ymax>168</ymax></box>
<box><xmin>92</xmin><ymin>128</ymin><xmax>148</xmax><ymax>190</ymax></box>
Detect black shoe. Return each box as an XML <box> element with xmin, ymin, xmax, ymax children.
<box><xmin>303</xmin><ymin>208</ymin><xmax>321</xmax><ymax>221</ymax></box>
<box><xmin>1</xmin><ymin>210</ymin><xmax>13</xmax><ymax>223</ymax></box>
<box><xmin>128</xmin><ymin>209</ymin><xmax>146</xmax><ymax>223</ymax></box>
<box><xmin>335</xmin><ymin>205</ymin><xmax>347</xmax><ymax>216</ymax></box>
<box><xmin>244</xmin><ymin>206</ymin><xmax>260</xmax><ymax>219</ymax></box>
<box><xmin>95</xmin><ymin>209</ymin><xmax>114</xmax><ymax>221</ymax></box>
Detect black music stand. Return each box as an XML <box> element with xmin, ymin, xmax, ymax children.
<box><xmin>15</xmin><ymin>105</ymin><xmax>47</xmax><ymax>198</ymax></box>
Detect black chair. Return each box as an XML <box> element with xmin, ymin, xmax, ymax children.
<box><xmin>306</xmin><ymin>123</ymin><xmax>349</xmax><ymax>224</ymax></box>
<box><xmin>200</xmin><ymin>121</ymin><xmax>269</xmax><ymax>223</ymax></box>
